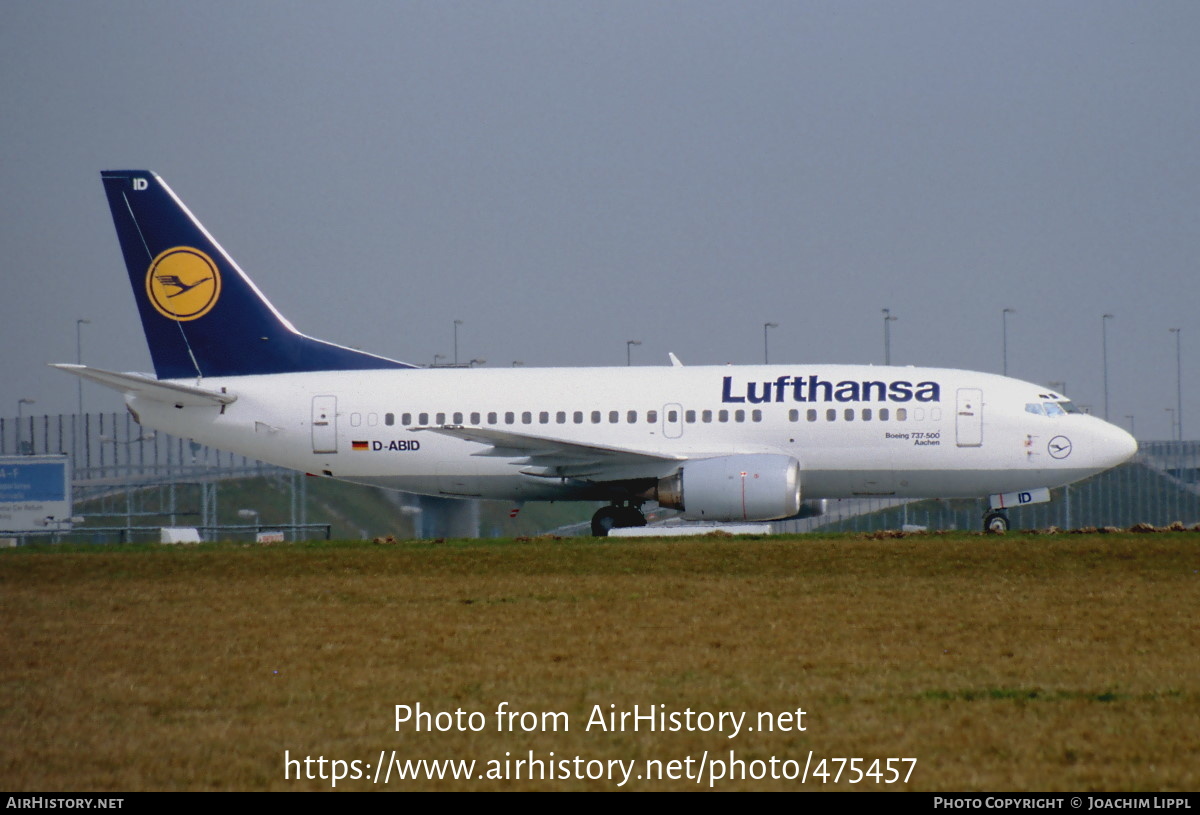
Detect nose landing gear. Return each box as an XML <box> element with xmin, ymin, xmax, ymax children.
<box><xmin>983</xmin><ymin>510</ymin><xmax>1010</xmax><ymax>533</ymax></box>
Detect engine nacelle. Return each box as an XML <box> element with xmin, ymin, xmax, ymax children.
<box><xmin>652</xmin><ymin>454</ymin><xmax>802</xmax><ymax>521</ymax></box>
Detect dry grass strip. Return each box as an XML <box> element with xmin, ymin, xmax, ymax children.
<box><xmin>2</xmin><ymin>534</ymin><xmax>1197</xmax><ymax>790</ymax></box>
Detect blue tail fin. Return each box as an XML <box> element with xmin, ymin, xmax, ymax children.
<box><xmin>100</xmin><ymin>171</ymin><xmax>414</xmax><ymax>379</ymax></box>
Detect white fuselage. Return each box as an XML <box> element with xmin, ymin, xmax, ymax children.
<box><xmin>125</xmin><ymin>363</ymin><xmax>1138</xmax><ymax>504</ymax></box>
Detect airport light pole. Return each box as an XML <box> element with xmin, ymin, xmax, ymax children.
<box><xmin>1169</xmin><ymin>328</ymin><xmax>1182</xmax><ymax>441</ymax></box>
<box><xmin>1102</xmin><ymin>314</ymin><xmax>1113</xmax><ymax>420</ymax></box>
<box><xmin>626</xmin><ymin>340</ymin><xmax>641</xmax><ymax>367</ymax></box>
<box><xmin>882</xmin><ymin>309</ymin><xmax>897</xmax><ymax>365</ymax></box>
<box><xmin>17</xmin><ymin>398</ymin><xmax>34</xmax><ymax>454</ymax></box>
<box><xmin>1165</xmin><ymin>408</ymin><xmax>1176</xmax><ymax>442</ymax></box>
<box><xmin>1125</xmin><ymin>415</ymin><xmax>1135</xmax><ymax>438</ymax></box>
<box><xmin>453</xmin><ymin>320</ymin><xmax>463</xmax><ymax>366</ymax></box>
<box><xmin>1001</xmin><ymin>308</ymin><xmax>1015</xmax><ymax>376</ymax></box>
<box><xmin>76</xmin><ymin>318</ymin><xmax>90</xmax><ymax>417</ymax></box>
<box><xmin>763</xmin><ymin>322</ymin><xmax>778</xmax><ymax>364</ymax></box>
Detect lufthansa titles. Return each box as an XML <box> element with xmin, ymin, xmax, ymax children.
<box><xmin>722</xmin><ymin>375</ymin><xmax>941</xmax><ymax>404</ymax></box>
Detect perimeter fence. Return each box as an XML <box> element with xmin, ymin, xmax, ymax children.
<box><xmin>783</xmin><ymin>441</ymin><xmax>1199</xmax><ymax>533</ymax></box>
<box><xmin>3</xmin><ymin>412</ymin><xmax>1197</xmax><ymax>537</ymax></box>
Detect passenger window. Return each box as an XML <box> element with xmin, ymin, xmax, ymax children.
<box><xmin>609</xmin><ymin>410</ymin><xmax>619</xmax><ymax>423</ymax></box>
<box><xmin>879</xmin><ymin>408</ymin><xmax>889</xmax><ymax>421</ymax></box>
<box><xmin>418</xmin><ymin>412</ymin><xmax>429</xmax><ymax>425</ymax></box>
<box><xmin>826</xmin><ymin>409</ymin><xmax>836</xmax><ymax>421</ymax></box>
<box><xmin>573</xmin><ymin>411</ymin><xmax>583</xmax><ymax>424</ymax></box>
<box><xmin>914</xmin><ymin>408</ymin><xmax>925</xmax><ymax>421</ymax></box>
<box><xmin>734</xmin><ymin>410</ymin><xmax>745</xmax><ymax>422</ymax></box>
<box><xmin>627</xmin><ymin>410</ymin><xmax>638</xmax><ymax>423</ymax></box>
<box><xmin>896</xmin><ymin>408</ymin><xmax>907</xmax><ymax>421</ymax></box>
<box><xmin>402</xmin><ymin>413</ymin><xmax>412</xmax><ymax>425</ymax></box>
<box><xmin>788</xmin><ymin>409</ymin><xmax>799</xmax><ymax>422</ymax></box>
<box><xmin>505</xmin><ymin>411</ymin><xmax>515</xmax><ymax>424</ymax></box>
<box><xmin>539</xmin><ymin>411</ymin><xmax>549</xmax><ymax>424</ymax></box>
<box><xmin>702</xmin><ymin>410</ymin><xmax>712</xmax><ymax>423</ymax></box>
<box><xmin>591</xmin><ymin>411</ymin><xmax>601</xmax><ymax>424</ymax></box>
<box><xmin>844</xmin><ymin>408</ymin><xmax>854</xmax><ymax>421</ymax></box>
<box><xmin>862</xmin><ymin>408</ymin><xmax>872</xmax><ymax>421</ymax></box>
<box><xmin>436</xmin><ymin>412</ymin><xmax>446</xmax><ymax>424</ymax></box>
<box><xmin>452</xmin><ymin>412</ymin><xmax>463</xmax><ymax>424</ymax></box>
<box><xmin>350</xmin><ymin>412</ymin><xmax>362</xmax><ymax>427</ymax></box>
<box><xmin>752</xmin><ymin>410</ymin><xmax>762</xmax><ymax>422</ymax></box>
<box><xmin>685</xmin><ymin>410</ymin><xmax>696</xmax><ymax>423</ymax></box>
<box><xmin>667</xmin><ymin>410</ymin><xmax>678</xmax><ymax>422</ymax></box>
<box><xmin>807</xmin><ymin>409</ymin><xmax>817</xmax><ymax>422</ymax></box>
<box><xmin>647</xmin><ymin>410</ymin><xmax>658</xmax><ymax>423</ymax></box>
<box><xmin>718</xmin><ymin>410</ymin><xmax>729</xmax><ymax>422</ymax></box>
<box><xmin>556</xmin><ymin>411</ymin><xmax>566</xmax><ymax>424</ymax></box>
<box><xmin>368</xmin><ymin>413</ymin><xmax>378</xmax><ymax>426</ymax></box>
<box><xmin>522</xmin><ymin>411</ymin><xmax>532</xmax><ymax>424</ymax></box>
<box><xmin>487</xmin><ymin>412</ymin><xmax>497</xmax><ymax>424</ymax></box>
<box><xmin>385</xmin><ymin>413</ymin><xmax>395</xmax><ymax>426</ymax></box>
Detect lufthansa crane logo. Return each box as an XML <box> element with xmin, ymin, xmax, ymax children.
<box><xmin>1048</xmin><ymin>435</ymin><xmax>1073</xmax><ymax>459</ymax></box>
<box><xmin>145</xmin><ymin>247</ymin><xmax>221</xmax><ymax>321</ymax></box>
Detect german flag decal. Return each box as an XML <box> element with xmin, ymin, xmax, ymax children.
<box><xmin>352</xmin><ymin>440</ymin><xmax>369</xmax><ymax>451</ymax></box>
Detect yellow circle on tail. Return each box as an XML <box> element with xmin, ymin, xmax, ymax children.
<box><xmin>145</xmin><ymin>247</ymin><xmax>222</xmax><ymax>321</ymax></box>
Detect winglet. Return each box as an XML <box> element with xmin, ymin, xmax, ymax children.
<box><xmin>669</xmin><ymin>352</ymin><xmax>684</xmax><ymax>367</ymax></box>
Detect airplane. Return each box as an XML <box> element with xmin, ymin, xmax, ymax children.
<box><xmin>54</xmin><ymin>170</ymin><xmax>1139</xmax><ymax>536</ymax></box>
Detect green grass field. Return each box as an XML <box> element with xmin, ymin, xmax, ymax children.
<box><xmin>3</xmin><ymin>533</ymin><xmax>1197</xmax><ymax>791</ymax></box>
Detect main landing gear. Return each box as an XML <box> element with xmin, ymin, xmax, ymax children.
<box><xmin>983</xmin><ymin>510</ymin><xmax>1010</xmax><ymax>533</ymax></box>
<box><xmin>591</xmin><ymin>502</ymin><xmax>648</xmax><ymax>537</ymax></box>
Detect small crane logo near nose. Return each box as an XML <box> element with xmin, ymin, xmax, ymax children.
<box><xmin>1048</xmin><ymin>436</ymin><xmax>1073</xmax><ymax>459</ymax></box>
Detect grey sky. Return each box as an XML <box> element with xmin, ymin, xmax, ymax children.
<box><xmin>1</xmin><ymin>2</ymin><xmax>1196</xmax><ymax>439</ymax></box>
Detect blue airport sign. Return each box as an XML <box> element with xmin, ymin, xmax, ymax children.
<box><xmin>0</xmin><ymin>455</ymin><xmax>72</xmax><ymax>533</ymax></box>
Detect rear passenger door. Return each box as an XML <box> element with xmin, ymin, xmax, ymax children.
<box><xmin>312</xmin><ymin>395</ymin><xmax>338</xmax><ymax>454</ymax></box>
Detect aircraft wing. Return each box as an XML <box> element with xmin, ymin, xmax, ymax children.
<box><xmin>411</xmin><ymin>425</ymin><xmax>685</xmax><ymax>479</ymax></box>
<box><xmin>51</xmin><ymin>364</ymin><xmax>237</xmax><ymax>407</ymax></box>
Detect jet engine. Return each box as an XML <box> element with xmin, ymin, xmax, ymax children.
<box><xmin>648</xmin><ymin>454</ymin><xmax>802</xmax><ymax>521</ymax></box>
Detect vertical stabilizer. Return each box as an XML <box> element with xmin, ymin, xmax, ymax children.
<box><xmin>100</xmin><ymin>171</ymin><xmax>413</xmax><ymax>379</ymax></box>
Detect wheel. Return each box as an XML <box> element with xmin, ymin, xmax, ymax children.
<box><xmin>617</xmin><ymin>506</ymin><xmax>647</xmax><ymax>528</ymax></box>
<box><xmin>591</xmin><ymin>506</ymin><xmax>621</xmax><ymax>537</ymax></box>
<box><xmin>984</xmin><ymin>512</ymin><xmax>1010</xmax><ymax>533</ymax></box>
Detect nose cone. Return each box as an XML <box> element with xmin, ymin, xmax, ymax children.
<box><xmin>1100</xmin><ymin>421</ymin><xmax>1139</xmax><ymax>468</ymax></box>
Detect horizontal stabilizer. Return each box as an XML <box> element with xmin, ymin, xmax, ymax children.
<box><xmin>50</xmin><ymin>364</ymin><xmax>236</xmax><ymax>407</ymax></box>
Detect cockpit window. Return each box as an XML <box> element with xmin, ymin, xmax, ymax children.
<box><xmin>1028</xmin><ymin>400</ymin><xmax>1080</xmax><ymax>417</ymax></box>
